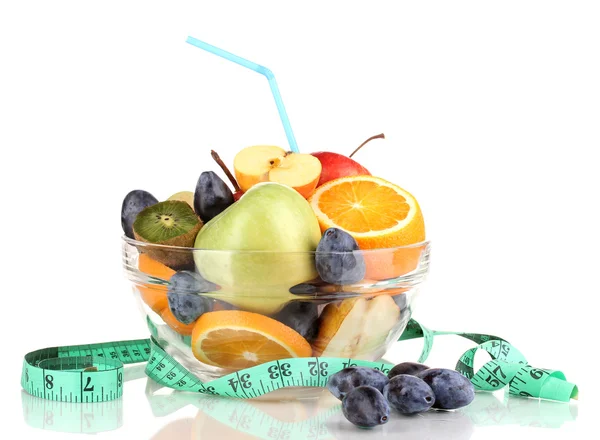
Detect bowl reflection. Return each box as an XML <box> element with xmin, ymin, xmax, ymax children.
<box><xmin>146</xmin><ymin>383</ymin><xmax>578</xmax><ymax>440</ymax></box>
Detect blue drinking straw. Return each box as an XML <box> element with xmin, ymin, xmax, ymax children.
<box><xmin>186</xmin><ymin>36</ymin><xmax>299</xmax><ymax>153</ymax></box>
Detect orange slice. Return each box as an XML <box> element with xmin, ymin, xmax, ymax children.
<box><xmin>191</xmin><ymin>310</ymin><xmax>312</xmax><ymax>369</ymax></box>
<box><xmin>309</xmin><ymin>175</ymin><xmax>426</xmax><ymax>279</ymax></box>
<box><xmin>138</xmin><ymin>253</ymin><xmax>176</xmax><ymax>313</ymax></box>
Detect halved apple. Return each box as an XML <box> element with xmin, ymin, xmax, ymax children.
<box><xmin>234</xmin><ymin>145</ymin><xmax>322</xmax><ymax>199</ymax></box>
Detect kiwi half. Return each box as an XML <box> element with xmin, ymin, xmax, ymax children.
<box><xmin>133</xmin><ymin>200</ymin><xmax>202</xmax><ymax>268</ymax></box>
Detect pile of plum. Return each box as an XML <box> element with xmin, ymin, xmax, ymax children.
<box><xmin>327</xmin><ymin>362</ymin><xmax>475</xmax><ymax>428</ymax></box>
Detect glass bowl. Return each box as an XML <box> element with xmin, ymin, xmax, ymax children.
<box><xmin>122</xmin><ymin>237</ymin><xmax>431</xmax><ymax>395</ymax></box>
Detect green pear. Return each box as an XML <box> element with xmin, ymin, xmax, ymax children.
<box><xmin>193</xmin><ymin>182</ymin><xmax>321</xmax><ymax>314</ymax></box>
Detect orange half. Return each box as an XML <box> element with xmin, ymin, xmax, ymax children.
<box><xmin>191</xmin><ymin>311</ymin><xmax>312</xmax><ymax>369</ymax></box>
<box><xmin>309</xmin><ymin>175</ymin><xmax>426</xmax><ymax>279</ymax></box>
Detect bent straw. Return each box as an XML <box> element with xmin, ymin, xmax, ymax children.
<box><xmin>186</xmin><ymin>36</ymin><xmax>299</xmax><ymax>153</ymax></box>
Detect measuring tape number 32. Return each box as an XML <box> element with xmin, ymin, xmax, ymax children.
<box><xmin>21</xmin><ymin>319</ymin><xmax>578</xmax><ymax>404</ymax></box>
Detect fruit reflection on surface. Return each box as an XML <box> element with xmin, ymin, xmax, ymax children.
<box><xmin>145</xmin><ymin>380</ymin><xmax>576</xmax><ymax>439</ymax></box>
<box><xmin>234</xmin><ymin>145</ymin><xmax>322</xmax><ymax>198</ymax></box>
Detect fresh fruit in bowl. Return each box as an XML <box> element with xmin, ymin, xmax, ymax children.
<box><xmin>233</xmin><ymin>145</ymin><xmax>322</xmax><ymax>198</ymax></box>
<box><xmin>121</xmin><ymin>135</ymin><xmax>430</xmax><ymax>382</ymax></box>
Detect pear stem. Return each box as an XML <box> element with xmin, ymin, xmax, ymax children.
<box><xmin>211</xmin><ymin>150</ymin><xmax>241</xmax><ymax>192</ymax></box>
<box><xmin>349</xmin><ymin>133</ymin><xmax>385</xmax><ymax>158</ymax></box>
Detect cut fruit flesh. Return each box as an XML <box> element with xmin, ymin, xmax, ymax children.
<box><xmin>313</xmin><ymin>295</ymin><xmax>400</xmax><ymax>359</ymax></box>
<box><xmin>133</xmin><ymin>201</ymin><xmax>202</xmax><ymax>268</ymax></box>
<box><xmin>353</xmin><ymin>295</ymin><xmax>400</xmax><ymax>360</ymax></box>
<box><xmin>234</xmin><ymin>145</ymin><xmax>286</xmax><ymax>192</ymax></box>
<box><xmin>312</xmin><ymin>297</ymin><xmax>367</xmax><ymax>358</ymax></box>
<box><xmin>191</xmin><ymin>310</ymin><xmax>312</xmax><ymax>369</ymax></box>
<box><xmin>268</xmin><ymin>153</ymin><xmax>322</xmax><ymax>198</ymax></box>
<box><xmin>133</xmin><ymin>200</ymin><xmax>201</xmax><ymax>244</ymax></box>
<box><xmin>309</xmin><ymin>175</ymin><xmax>426</xmax><ymax>279</ymax></box>
<box><xmin>234</xmin><ymin>145</ymin><xmax>322</xmax><ymax>198</ymax></box>
<box><xmin>309</xmin><ymin>175</ymin><xmax>424</xmax><ymax>243</ymax></box>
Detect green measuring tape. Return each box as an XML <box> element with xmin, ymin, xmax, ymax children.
<box><xmin>21</xmin><ymin>369</ymin><xmax>577</xmax><ymax>435</ymax></box>
<box><xmin>21</xmin><ymin>319</ymin><xmax>578</xmax><ymax>404</ymax></box>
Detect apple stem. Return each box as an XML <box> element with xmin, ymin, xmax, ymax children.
<box><xmin>210</xmin><ymin>150</ymin><xmax>242</xmax><ymax>192</ymax></box>
<box><xmin>349</xmin><ymin>133</ymin><xmax>385</xmax><ymax>158</ymax></box>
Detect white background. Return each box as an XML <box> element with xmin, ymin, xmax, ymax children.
<box><xmin>1</xmin><ymin>1</ymin><xmax>599</xmax><ymax>438</ymax></box>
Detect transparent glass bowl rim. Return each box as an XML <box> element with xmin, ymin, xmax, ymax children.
<box><xmin>122</xmin><ymin>236</ymin><xmax>431</xmax><ymax>255</ymax></box>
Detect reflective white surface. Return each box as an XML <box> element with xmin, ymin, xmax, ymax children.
<box><xmin>19</xmin><ymin>365</ymin><xmax>583</xmax><ymax>439</ymax></box>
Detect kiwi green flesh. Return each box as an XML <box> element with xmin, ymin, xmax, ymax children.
<box><xmin>133</xmin><ymin>200</ymin><xmax>201</xmax><ymax>245</ymax></box>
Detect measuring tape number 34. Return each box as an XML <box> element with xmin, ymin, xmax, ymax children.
<box><xmin>21</xmin><ymin>319</ymin><xmax>578</xmax><ymax>404</ymax></box>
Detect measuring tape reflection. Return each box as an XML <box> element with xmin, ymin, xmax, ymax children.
<box><xmin>21</xmin><ymin>319</ymin><xmax>578</xmax><ymax>403</ymax></box>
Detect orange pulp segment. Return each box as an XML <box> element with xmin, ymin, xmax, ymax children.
<box><xmin>309</xmin><ymin>175</ymin><xmax>426</xmax><ymax>279</ymax></box>
<box><xmin>191</xmin><ymin>310</ymin><xmax>312</xmax><ymax>369</ymax></box>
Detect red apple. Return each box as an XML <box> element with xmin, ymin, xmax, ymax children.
<box><xmin>311</xmin><ymin>152</ymin><xmax>370</xmax><ymax>186</ymax></box>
